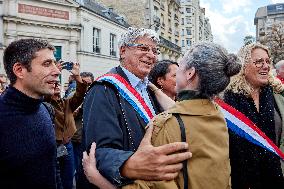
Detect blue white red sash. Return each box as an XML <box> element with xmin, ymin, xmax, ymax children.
<box><xmin>96</xmin><ymin>73</ymin><xmax>155</xmax><ymax>124</ymax></box>
<box><xmin>215</xmin><ymin>98</ymin><xmax>284</xmax><ymax>160</ymax></box>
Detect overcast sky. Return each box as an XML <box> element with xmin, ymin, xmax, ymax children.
<box><xmin>199</xmin><ymin>0</ymin><xmax>284</xmax><ymax>53</ymax></box>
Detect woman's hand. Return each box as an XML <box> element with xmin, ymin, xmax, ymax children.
<box><xmin>82</xmin><ymin>142</ymin><xmax>116</xmax><ymax>189</ymax></box>
<box><xmin>148</xmin><ymin>82</ymin><xmax>175</xmax><ymax>110</ymax></box>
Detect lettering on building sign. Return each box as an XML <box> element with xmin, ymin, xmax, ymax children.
<box><xmin>18</xmin><ymin>3</ymin><xmax>69</xmax><ymax>20</ymax></box>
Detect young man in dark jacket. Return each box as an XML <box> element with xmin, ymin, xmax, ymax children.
<box><xmin>0</xmin><ymin>38</ymin><xmax>61</xmax><ymax>189</ymax></box>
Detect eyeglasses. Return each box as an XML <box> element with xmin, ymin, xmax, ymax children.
<box><xmin>252</xmin><ymin>58</ymin><xmax>271</xmax><ymax>68</ymax></box>
<box><xmin>127</xmin><ymin>43</ymin><xmax>160</xmax><ymax>55</ymax></box>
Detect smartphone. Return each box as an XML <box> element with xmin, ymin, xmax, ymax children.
<box><xmin>61</xmin><ymin>61</ymin><xmax>74</xmax><ymax>71</ymax></box>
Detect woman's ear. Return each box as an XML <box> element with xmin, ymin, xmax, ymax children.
<box><xmin>186</xmin><ymin>67</ymin><xmax>196</xmax><ymax>81</ymax></box>
<box><xmin>157</xmin><ymin>77</ymin><xmax>164</xmax><ymax>87</ymax></box>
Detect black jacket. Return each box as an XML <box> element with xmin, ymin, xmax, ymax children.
<box><xmin>82</xmin><ymin>66</ymin><xmax>162</xmax><ymax>187</ymax></box>
<box><xmin>224</xmin><ymin>86</ymin><xmax>284</xmax><ymax>189</ymax></box>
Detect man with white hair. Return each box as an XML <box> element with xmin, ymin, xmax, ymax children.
<box><xmin>275</xmin><ymin>60</ymin><xmax>284</xmax><ymax>83</ymax></box>
<box><xmin>82</xmin><ymin>27</ymin><xmax>191</xmax><ymax>187</ymax></box>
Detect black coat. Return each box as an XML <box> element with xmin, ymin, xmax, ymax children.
<box><xmin>224</xmin><ymin>86</ymin><xmax>284</xmax><ymax>189</ymax></box>
<box><xmin>82</xmin><ymin>66</ymin><xmax>162</xmax><ymax>187</ymax></box>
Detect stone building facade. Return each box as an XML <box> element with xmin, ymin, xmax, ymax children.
<box><xmin>0</xmin><ymin>0</ymin><xmax>130</xmax><ymax>82</ymax></box>
<box><xmin>254</xmin><ymin>3</ymin><xmax>284</xmax><ymax>41</ymax></box>
<box><xmin>1</xmin><ymin>0</ymin><xmax>81</xmax><ymax>81</ymax></box>
<box><xmin>180</xmin><ymin>0</ymin><xmax>213</xmax><ymax>54</ymax></box>
<box><xmin>76</xmin><ymin>0</ymin><xmax>130</xmax><ymax>78</ymax></box>
<box><xmin>97</xmin><ymin>0</ymin><xmax>182</xmax><ymax>61</ymax></box>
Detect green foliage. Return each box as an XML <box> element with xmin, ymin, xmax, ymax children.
<box><xmin>243</xmin><ymin>35</ymin><xmax>255</xmax><ymax>46</ymax></box>
<box><xmin>260</xmin><ymin>22</ymin><xmax>284</xmax><ymax>64</ymax></box>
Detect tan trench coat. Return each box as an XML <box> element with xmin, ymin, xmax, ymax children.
<box><xmin>123</xmin><ymin>99</ymin><xmax>231</xmax><ymax>189</ymax></box>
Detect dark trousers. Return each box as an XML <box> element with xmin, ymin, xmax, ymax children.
<box><xmin>58</xmin><ymin>141</ymin><xmax>75</xmax><ymax>189</ymax></box>
<box><xmin>72</xmin><ymin>142</ymin><xmax>82</xmax><ymax>185</ymax></box>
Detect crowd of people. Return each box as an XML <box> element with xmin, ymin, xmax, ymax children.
<box><xmin>0</xmin><ymin>26</ymin><xmax>284</xmax><ymax>189</ymax></box>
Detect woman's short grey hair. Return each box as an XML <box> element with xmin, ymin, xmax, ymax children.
<box><xmin>181</xmin><ymin>42</ymin><xmax>241</xmax><ymax>98</ymax></box>
<box><xmin>118</xmin><ymin>27</ymin><xmax>159</xmax><ymax>48</ymax></box>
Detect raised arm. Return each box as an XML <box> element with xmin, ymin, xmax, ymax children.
<box><xmin>148</xmin><ymin>83</ymin><xmax>175</xmax><ymax>110</ymax></box>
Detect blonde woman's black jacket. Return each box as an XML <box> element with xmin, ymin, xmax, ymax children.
<box><xmin>224</xmin><ymin>86</ymin><xmax>284</xmax><ymax>189</ymax></box>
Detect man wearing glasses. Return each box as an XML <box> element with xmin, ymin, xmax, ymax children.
<box><xmin>81</xmin><ymin>27</ymin><xmax>191</xmax><ymax>188</ymax></box>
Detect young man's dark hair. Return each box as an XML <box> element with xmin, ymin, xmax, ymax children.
<box><xmin>3</xmin><ymin>38</ymin><xmax>55</xmax><ymax>84</ymax></box>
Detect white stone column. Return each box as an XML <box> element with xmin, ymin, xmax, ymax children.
<box><xmin>8</xmin><ymin>0</ymin><xmax>17</xmax><ymax>16</ymax></box>
<box><xmin>6</xmin><ymin>22</ymin><xmax>17</xmax><ymax>44</ymax></box>
<box><xmin>69</xmin><ymin>41</ymin><xmax>77</xmax><ymax>62</ymax></box>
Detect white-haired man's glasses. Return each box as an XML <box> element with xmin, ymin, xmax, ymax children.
<box><xmin>127</xmin><ymin>43</ymin><xmax>160</xmax><ymax>55</ymax></box>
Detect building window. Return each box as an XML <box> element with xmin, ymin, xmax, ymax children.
<box><xmin>154</xmin><ymin>6</ymin><xmax>158</xmax><ymax>16</ymax></box>
<box><xmin>186</xmin><ymin>28</ymin><xmax>191</xmax><ymax>35</ymax></box>
<box><xmin>182</xmin><ymin>40</ymin><xmax>185</xmax><ymax>47</ymax></box>
<box><xmin>161</xmin><ymin>14</ymin><xmax>165</xmax><ymax>27</ymax></box>
<box><xmin>186</xmin><ymin>17</ymin><xmax>191</xmax><ymax>24</ymax></box>
<box><xmin>181</xmin><ymin>18</ymin><xmax>184</xmax><ymax>25</ymax></box>
<box><xmin>175</xmin><ymin>39</ymin><xmax>178</xmax><ymax>45</ymax></box>
<box><xmin>181</xmin><ymin>29</ymin><xmax>184</xmax><ymax>36</ymax></box>
<box><xmin>276</xmin><ymin>5</ymin><xmax>283</xmax><ymax>11</ymax></box>
<box><xmin>54</xmin><ymin>46</ymin><xmax>62</xmax><ymax>61</ymax></box>
<box><xmin>186</xmin><ymin>39</ymin><xmax>191</xmax><ymax>46</ymax></box>
<box><xmin>110</xmin><ymin>33</ymin><xmax>116</xmax><ymax>56</ymax></box>
<box><xmin>186</xmin><ymin>8</ymin><xmax>191</xmax><ymax>13</ymax></box>
<box><xmin>93</xmin><ymin>28</ymin><xmax>101</xmax><ymax>54</ymax></box>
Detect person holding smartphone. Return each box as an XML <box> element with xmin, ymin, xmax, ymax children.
<box><xmin>45</xmin><ymin>61</ymin><xmax>89</xmax><ymax>189</ymax></box>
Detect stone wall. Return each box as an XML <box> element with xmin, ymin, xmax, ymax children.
<box><xmin>96</xmin><ymin>0</ymin><xmax>150</xmax><ymax>28</ymax></box>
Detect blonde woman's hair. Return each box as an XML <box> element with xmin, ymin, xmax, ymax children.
<box><xmin>226</xmin><ymin>43</ymin><xmax>284</xmax><ymax>96</ymax></box>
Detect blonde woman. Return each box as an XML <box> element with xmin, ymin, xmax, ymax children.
<box><xmin>224</xmin><ymin>43</ymin><xmax>284</xmax><ymax>188</ymax></box>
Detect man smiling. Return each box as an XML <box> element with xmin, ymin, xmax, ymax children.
<box><xmin>82</xmin><ymin>27</ymin><xmax>191</xmax><ymax>188</ymax></box>
<box><xmin>0</xmin><ymin>39</ymin><xmax>61</xmax><ymax>189</ymax></box>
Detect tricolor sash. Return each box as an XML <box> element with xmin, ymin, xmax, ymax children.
<box><xmin>215</xmin><ymin>98</ymin><xmax>284</xmax><ymax>160</ymax></box>
<box><xmin>96</xmin><ymin>73</ymin><xmax>155</xmax><ymax>124</ymax></box>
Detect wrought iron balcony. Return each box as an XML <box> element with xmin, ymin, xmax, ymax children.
<box><xmin>159</xmin><ymin>36</ymin><xmax>181</xmax><ymax>52</ymax></box>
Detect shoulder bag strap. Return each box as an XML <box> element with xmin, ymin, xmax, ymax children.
<box><xmin>173</xmin><ymin>113</ymin><xmax>188</xmax><ymax>189</ymax></box>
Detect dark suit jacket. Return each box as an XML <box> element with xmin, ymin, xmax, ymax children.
<box><xmin>82</xmin><ymin>66</ymin><xmax>162</xmax><ymax>186</ymax></box>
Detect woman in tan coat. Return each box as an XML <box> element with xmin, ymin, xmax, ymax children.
<box><xmin>83</xmin><ymin>42</ymin><xmax>241</xmax><ymax>189</ymax></box>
